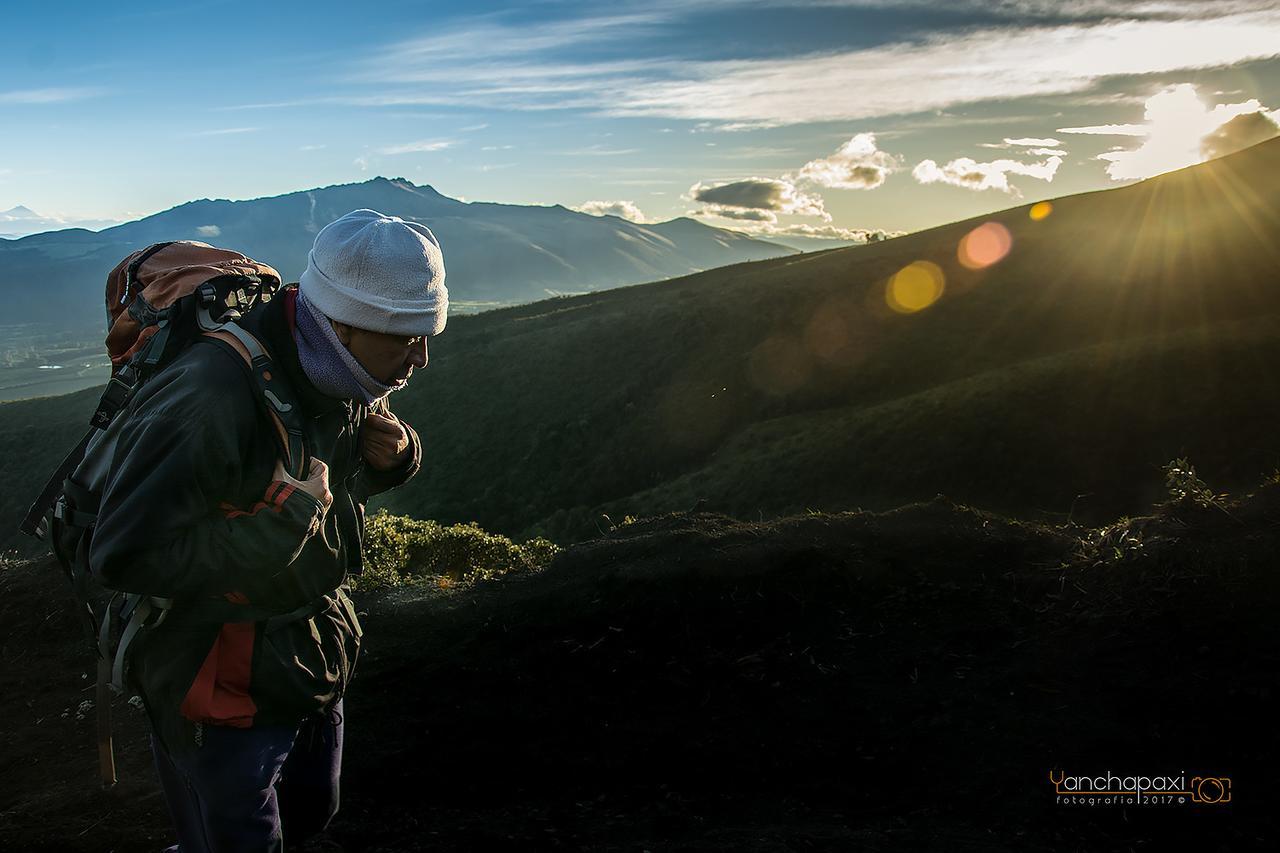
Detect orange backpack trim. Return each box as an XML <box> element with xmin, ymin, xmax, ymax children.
<box><xmin>105</xmin><ymin>241</ymin><xmax>281</xmax><ymax>371</ymax></box>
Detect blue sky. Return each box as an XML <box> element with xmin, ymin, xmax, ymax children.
<box><xmin>2</xmin><ymin>0</ymin><xmax>1279</xmax><ymax>240</ymax></box>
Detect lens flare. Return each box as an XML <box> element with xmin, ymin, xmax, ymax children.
<box><xmin>958</xmin><ymin>221</ymin><xmax>1012</xmax><ymax>270</ymax></box>
<box><xmin>1029</xmin><ymin>201</ymin><xmax>1053</xmax><ymax>221</ymax></box>
<box><xmin>748</xmin><ymin>334</ymin><xmax>812</xmax><ymax>396</ymax></box>
<box><xmin>886</xmin><ymin>261</ymin><xmax>945</xmax><ymax>313</ymax></box>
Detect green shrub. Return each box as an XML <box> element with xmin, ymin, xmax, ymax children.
<box><xmin>356</xmin><ymin>509</ymin><xmax>559</xmax><ymax>591</ymax></box>
<box><xmin>1162</xmin><ymin>457</ymin><xmax>1226</xmax><ymax>511</ymax></box>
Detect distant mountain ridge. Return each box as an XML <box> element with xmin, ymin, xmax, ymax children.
<box><xmin>0</xmin><ymin>177</ymin><xmax>793</xmax><ymax>326</ymax></box>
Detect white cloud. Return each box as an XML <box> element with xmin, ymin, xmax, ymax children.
<box><xmin>0</xmin><ymin>87</ymin><xmax>102</xmax><ymax>104</ymax></box>
<box><xmin>195</xmin><ymin>225</ymin><xmax>221</xmax><ymax>237</ymax></box>
<box><xmin>298</xmin><ymin>144</ymin><xmax>327</xmax><ymax>151</ymax></box>
<box><xmin>573</xmin><ymin>200</ymin><xmax>648</xmax><ymax>222</ymax></box>
<box><xmin>912</xmin><ymin>154</ymin><xmax>1063</xmax><ymax>194</ymax></box>
<box><xmin>376</xmin><ymin>139</ymin><xmax>456</xmax><ymax>155</ymax></box>
<box><xmin>556</xmin><ymin>145</ymin><xmax>640</xmax><ymax>156</ymax></box>
<box><xmin>1058</xmin><ymin>123</ymin><xmax>1149</xmax><ymax>135</ymax></box>
<box><xmin>1003</xmin><ymin>137</ymin><xmax>1062</xmax><ymax>147</ymax></box>
<box><xmin>0</xmin><ymin>204</ymin><xmax>124</xmax><ymax>237</ymax></box>
<box><xmin>796</xmin><ymin>132</ymin><xmax>900</xmax><ymax>190</ymax></box>
<box><xmin>185</xmin><ymin>127</ymin><xmax>259</xmax><ymax>137</ymax></box>
<box><xmin>1066</xmin><ymin>83</ymin><xmax>1278</xmax><ymax>179</ymax></box>
<box><xmin>694</xmin><ymin>214</ymin><xmax>900</xmax><ymax>244</ymax></box>
<box><xmin>214</xmin><ymin>6</ymin><xmax>1280</xmax><ymax>127</ymax></box>
<box><xmin>211</xmin><ymin>4</ymin><xmax>1280</xmax><ymax>128</ymax></box>
<box><xmin>980</xmin><ymin>137</ymin><xmax>1067</xmax><ymax>153</ymax></box>
<box><xmin>598</xmin><ymin>11</ymin><xmax>1280</xmax><ymax>125</ymax></box>
<box><xmin>690</xmin><ymin>206</ymin><xmax>777</xmax><ymax>223</ymax></box>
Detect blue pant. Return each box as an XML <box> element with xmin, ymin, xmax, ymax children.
<box><xmin>151</xmin><ymin>701</ymin><xmax>344</xmax><ymax>853</ymax></box>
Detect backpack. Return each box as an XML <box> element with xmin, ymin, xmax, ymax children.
<box><xmin>19</xmin><ymin>240</ymin><xmax>311</xmax><ymax>788</ymax></box>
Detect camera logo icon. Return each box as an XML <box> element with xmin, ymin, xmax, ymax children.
<box><xmin>1190</xmin><ymin>776</ymin><xmax>1231</xmax><ymax>804</ymax></box>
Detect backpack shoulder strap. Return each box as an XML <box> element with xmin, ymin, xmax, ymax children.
<box><xmin>201</xmin><ymin>321</ymin><xmax>308</xmax><ymax>480</ymax></box>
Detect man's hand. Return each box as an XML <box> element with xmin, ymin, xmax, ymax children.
<box><xmin>275</xmin><ymin>457</ymin><xmax>333</xmax><ymax>509</ymax></box>
<box><xmin>361</xmin><ymin>411</ymin><xmax>411</xmax><ymax>471</ymax></box>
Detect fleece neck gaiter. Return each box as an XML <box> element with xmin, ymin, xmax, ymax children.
<box><xmin>292</xmin><ymin>288</ymin><xmax>406</xmax><ymax>406</ymax></box>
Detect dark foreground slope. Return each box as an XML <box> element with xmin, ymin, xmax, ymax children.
<box><xmin>3</xmin><ymin>480</ymin><xmax>1276</xmax><ymax>851</ymax></box>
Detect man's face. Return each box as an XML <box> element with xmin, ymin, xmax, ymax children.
<box><xmin>331</xmin><ymin>321</ymin><xmax>428</xmax><ymax>385</ymax></box>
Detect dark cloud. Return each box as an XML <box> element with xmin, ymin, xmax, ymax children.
<box><xmin>691</xmin><ymin>178</ymin><xmax>789</xmax><ymax>210</ymax></box>
<box><xmin>1200</xmin><ymin>111</ymin><xmax>1279</xmax><ymax>161</ymax></box>
<box><xmin>686</xmin><ymin>176</ymin><xmax>828</xmax><ymax>220</ymax></box>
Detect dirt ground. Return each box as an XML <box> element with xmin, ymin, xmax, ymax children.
<box><xmin>2</xmin><ymin>490</ymin><xmax>1277</xmax><ymax>851</ymax></box>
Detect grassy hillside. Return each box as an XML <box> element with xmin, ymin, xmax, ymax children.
<box><xmin>2</xmin><ymin>139</ymin><xmax>1278</xmax><ymax>554</ymax></box>
<box><xmin>387</xmin><ymin>136</ymin><xmax>1280</xmax><ymax>538</ymax></box>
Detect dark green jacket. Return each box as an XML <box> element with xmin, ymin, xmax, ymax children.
<box><xmin>89</xmin><ymin>285</ymin><xmax>419</xmax><ymax>749</ymax></box>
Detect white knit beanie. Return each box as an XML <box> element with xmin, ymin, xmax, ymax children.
<box><xmin>299</xmin><ymin>208</ymin><xmax>448</xmax><ymax>336</ymax></box>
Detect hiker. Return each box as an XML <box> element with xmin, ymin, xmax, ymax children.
<box><xmin>87</xmin><ymin>208</ymin><xmax>447</xmax><ymax>852</ymax></box>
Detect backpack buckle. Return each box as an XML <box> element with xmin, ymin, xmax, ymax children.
<box><xmin>90</xmin><ymin>367</ymin><xmax>137</xmax><ymax>430</ymax></box>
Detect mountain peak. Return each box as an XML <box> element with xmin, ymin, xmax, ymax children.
<box><xmin>1</xmin><ymin>205</ymin><xmax>39</xmax><ymax>218</ymax></box>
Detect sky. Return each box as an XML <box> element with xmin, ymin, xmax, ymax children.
<box><xmin>2</xmin><ymin>0</ymin><xmax>1279</xmax><ymax>241</ymax></box>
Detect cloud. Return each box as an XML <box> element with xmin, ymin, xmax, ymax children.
<box><xmin>796</xmin><ymin>132</ymin><xmax>900</xmax><ymax>190</ymax></box>
<box><xmin>692</xmin><ymin>213</ymin><xmax>901</xmax><ymax>244</ymax></box>
<box><xmin>695</xmin><ymin>207</ymin><xmax>778</xmax><ymax>223</ymax></box>
<box><xmin>556</xmin><ymin>145</ymin><xmax>640</xmax><ymax>156</ymax></box>
<box><xmin>195</xmin><ymin>225</ymin><xmax>221</xmax><ymax>237</ymax></box>
<box><xmin>912</xmin><ymin>154</ymin><xmax>1063</xmax><ymax>194</ymax></box>
<box><xmin>0</xmin><ymin>204</ymin><xmax>124</xmax><ymax>237</ymax></box>
<box><xmin>1003</xmin><ymin>137</ymin><xmax>1062</xmax><ymax>147</ymax></box>
<box><xmin>1058</xmin><ymin>123</ymin><xmax>1149</xmax><ymax>135</ymax></box>
<box><xmin>298</xmin><ymin>144</ymin><xmax>327</xmax><ymax>151</ymax></box>
<box><xmin>979</xmin><ymin>137</ymin><xmax>1066</xmax><ymax>151</ymax></box>
<box><xmin>338</xmin><ymin>7</ymin><xmax>1280</xmax><ymax>125</ymax></box>
<box><xmin>185</xmin><ymin>127</ymin><xmax>259</xmax><ymax>137</ymax></box>
<box><xmin>761</xmin><ymin>222</ymin><xmax>902</xmax><ymax>242</ymax></box>
<box><xmin>687</xmin><ymin>176</ymin><xmax>829</xmax><ymax>220</ymax></box>
<box><xmin>573</xmin><ymin>200</ymin><xmax>648</xmax><ymax>222</ymax></box>
<box><xmin>1071</xmin><ymin>83</ymin><xmax>1277</xmax><ymax>179</ymax></box>
<box><xmin>375</xmin><ymin>139</ymin><xmax>456</xmax><ymax>155</ymax></box>
<box><xmin>0</xmin><ymin>87</ymin><xmax>102</xmax><ymax>104</ymax></box>
<box><xmin>603</xmin><ymin>11</ymin><xmax>1280</xmax><ymax>125</ymax></box>
<box><xmin>1199</xmin><ymin>110</ymin><xmax>1279</xmax><ymax>160</ymax></box>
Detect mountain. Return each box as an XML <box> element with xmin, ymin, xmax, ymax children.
<box><xmin>0</xmin><ymin>178</ymin><xmax>793</xmax><ymax>326</ymax></box>
<box><xmin>2</xmin><ymin>138</ymin><xmax>1278</xmax><ymax>556</ymax></box>
<box><xmin>0</xmin><ymin>205</ymin><xmax>122</xmax><ymax>239</ymax></box>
